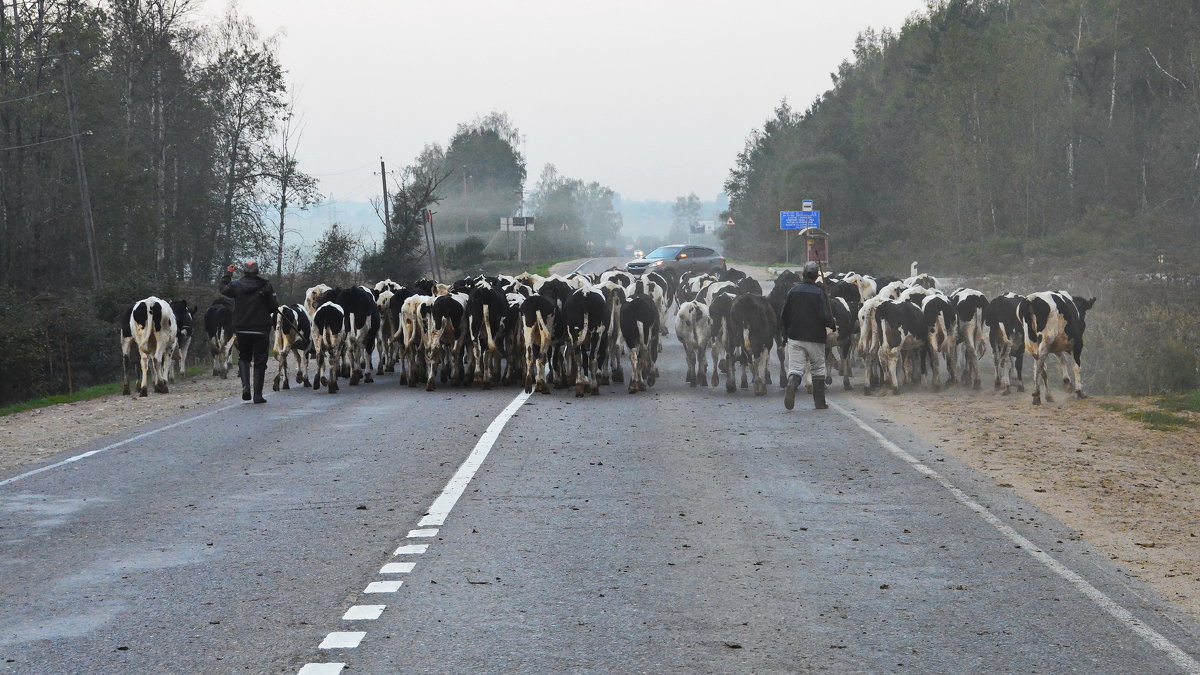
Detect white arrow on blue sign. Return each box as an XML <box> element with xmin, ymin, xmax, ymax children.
<box><xmin>780</xmin><ymin>211</ymin><xmax>820</xmax><ymax>230</ymax></box>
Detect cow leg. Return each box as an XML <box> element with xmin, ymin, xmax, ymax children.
<box><xmin>777</xmin><ymin>341</ymin><xmax>787</xmax><ymax>389</ymax></box>
<box><xmin>684</xmin><ymin>344</ymin><xmax>696</xmax><ymax>386</ymax></box>
<box><xmin>739</xmin><ymin>361</ymin><xmax>748</xmax><ymax>389</ymax></box>
<box><xmin>1072</xmin><ymin>343</ymin><xmax>1087</xmax><ymax>398</ymax></box>
<box><xmin>628</xmin><ymin>346</ymin><xmax>640</xmax><ymax>394</ymax></box>
<box><xmin>928</xmin><ymin>347</ymin><xmax>941</xmax><ymax>392</ymax></box>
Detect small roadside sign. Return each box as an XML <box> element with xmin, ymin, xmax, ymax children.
<box><xmin>780</xmin><ymin>211</ymin><xmax>820</xmax><ymax>230</ymax></box>
<box><xmin>802</xmin><ymin>200</ymin><xmax>814</xmax><ymax>212</ymax></box>
<box><xmin>725</xmin><ymin>217</ymin><xmax>735</xmax><ymax>227</ymax></box>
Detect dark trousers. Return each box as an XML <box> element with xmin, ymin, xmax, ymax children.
<box><xmin>236</xmin><ymin>332</ymin><xmax>269</xmax><ymax>371</ymax></box>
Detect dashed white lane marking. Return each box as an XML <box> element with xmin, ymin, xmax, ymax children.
<box><xmin>299</xmin><ymin>391</ymin><xmax>532</xmax><ymax>675</ymax></box>
<box><xmin>0</xmin><ymin>401</ymin><xmax>243</xmax><ymax>488</ymax></box>
<box><xmin>319</xmin><ymin>631</ymin><xmax>366</xmax><ymax>649</ymax></box>
<box><xmin>297</xmin><ymin>664</ymin><xmax>344</xmax><ymax>675</ymax></box>
<box><xmin>418</xmin><ymin>391</ymin><xmax>532</xmax><ymax>527</ymax></box>
<box><xmin>832</xmin><ymin>401</ymin><xmax>1200</xmax><ymax>675</ymax></box>
<box><xmin>342</xmin><ymin>605</ymin><xmax>386</xmax><ymax>621</ymax></box>
<box><xmin>364</xmin><ymin>580</ymin><xmax>403</xmax><ymax>593</ymax></box>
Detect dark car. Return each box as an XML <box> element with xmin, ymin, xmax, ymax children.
<box><xmin>625</xmin><ymin>244</ymin><xmax>726</xmax><ymax>277</ymax></box>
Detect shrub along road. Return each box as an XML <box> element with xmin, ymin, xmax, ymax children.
<box><xmin>1</xmin><ymin>336</ymin><xmax>1197</xmax><ymax>674</ymax></box>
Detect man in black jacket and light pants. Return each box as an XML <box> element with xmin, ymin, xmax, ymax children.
<box><xmin>779</xmin><ymin>261</ymin><xmax>836</xmax><ymax>410</ymax></box>
<box><xmin>219</xmin><ymin>260</ymin><xmax>280</xmax><ymax>404</ymax></box>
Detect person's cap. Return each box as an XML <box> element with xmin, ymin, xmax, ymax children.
<box><xmin>802</xmin><ymin>261</ymin><xmax>820</xmax><ymax>280</ymax></box>
<box><xmin>244</xmin><ymin>260</ymin><xmax>259</xmax><ymax>274</ymax></box>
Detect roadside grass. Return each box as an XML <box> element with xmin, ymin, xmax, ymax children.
<box><xmin>1154</xmin><ymin>390</ymin><xmax>1200</xmax><ymax>413</ymax></box>
<box><xmin>527</xmin><ymin>257</ymin><xmax>573</xmax><ymax>277</ymax></box>
<box><xmin>1097</xmin><ymin>402</ymin><xmax>1131</xmax><ymax>412</ymax></box>
<box><xmin>0</xmin><ymin>364</ymin><xmax>207</xmax><ymax>418</ymax></box>
<box><xmin>1123</xmin><ymin>409</ymin><xmax>1197</xmax><ymax>431</ymax></box>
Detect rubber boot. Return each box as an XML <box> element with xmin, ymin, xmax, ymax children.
<box><xmin>239</xmin><ymin>360</ymin><xmax>251</xmax><ymax>401</ymax></box>
<box><xmin>784</xmin><ymin>374</ymin><xmax>800</xmax><ymax>411</ymax></box>
<box><xmin>813</xmin><ymin>377</ymin><xmax>829</xmax><ymax>410</ymax></box>
<box><xmin>252</xmin><ymin>364</ymin><xmax>267</xmax><ymax>404</ymax></box>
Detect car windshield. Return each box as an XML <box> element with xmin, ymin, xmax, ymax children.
<box><xmin>645</xmin><ymin>246</ymin><xmax>683</xmax><ymax>260</ymax></box>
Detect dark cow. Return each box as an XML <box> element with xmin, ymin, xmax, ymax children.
<box><xmin>726</xmin><ymin>293</ymin><xmax>777</xmax><ymax>396</ymax></box>
<box><xmin>827</xmin><ymin>296</ymin><xmax>858</xmax><ymax>390</ymax></box>
<box><xmin>619</xmin><ymin>294</ymin><xmax>660</xmax><ymax>393</ymax></box>
<box><xmin>875</xmin><ymin>299</ymin><xmax>926</xmax><ymax>395</ymax></box>
<box><xmin>167</xmin><ymin>300</ymin><xmax>196</xmax><ymax>380</ymax></box>
<box><xmin>465</xmin><ymin>286</ymin><xmax>508</xmax><ymax>389</ymax></box>
<box><xmin>272</xmin><ymin>304</ymin><xmax>311</xmax><ymax>391</ymax></box>
<box><xmin>562</xmin><ymin>288</ymin><xmax>609</xmax><ymax>397</ymax></box>
<box><xmin>203</xmin><ymin>296</ymin><xmax>236</xmax><ymax>379</ymax></box>
<box><xmin>984</xmin><ymin>292</ymin><xmax>1026</xmax><ymax>395</ymax></box>
<box><xmin>1019</xmin><ymin>291</ymin><xmax>1096</xmax><ymax>405</ymax></box>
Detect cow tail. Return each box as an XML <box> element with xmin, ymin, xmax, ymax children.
<box><xmin>483</xmin><ymin>304</ymin><xmax>496</xmax><ymax>352</ymax></box>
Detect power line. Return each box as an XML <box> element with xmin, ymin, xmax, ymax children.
<box><xmin>0</xmin><ymin>89</ymin><xmax>58</xmax><ymax>105</ymax></box>
<box><xmin>0</xmin><ymin>129</ymin><xmax>91</xmax><ymax>152</ymax></box>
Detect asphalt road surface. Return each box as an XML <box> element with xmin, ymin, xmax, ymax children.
<box><xmin>3</xmin><ymin>335</ymin><xmax>1200</xmax><ymax>673</ymax></box>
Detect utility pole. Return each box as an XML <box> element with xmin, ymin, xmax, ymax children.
<box><xmin>379</xmin><ymin>157</ymin><xmax>391</xmax><ymax>236</ymax></box>
<box><xmin>462</xmin><ymin>165</ymin><xmax>470</xmax><ymax>235</ymax></box>
<box><xmin>62</xmin><ymin>58</ymin><xmax>101</xmax><ymax>287</ymax></box>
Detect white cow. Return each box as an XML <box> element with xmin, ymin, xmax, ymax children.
<box><xmin>128</xmin><ymin>296</ymin><xmax>177</xmax><ymax>397</ymax></box>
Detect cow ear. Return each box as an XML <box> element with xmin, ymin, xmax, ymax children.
<box><xmin>1085</xmin><ymin>297</ymin><xmax>1096</xmax><ymax>309</ymax></box>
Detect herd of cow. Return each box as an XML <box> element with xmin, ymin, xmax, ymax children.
<box><xmin>115</xmin><ymin>264</ymin><xmax>1095</xmax><ymax>407</ymax></box>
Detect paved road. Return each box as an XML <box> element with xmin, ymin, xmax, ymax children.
<box><xmin>2</xmin><ymin>338</ymin><xmax>1199</xmax><ymax>673</ymax></box>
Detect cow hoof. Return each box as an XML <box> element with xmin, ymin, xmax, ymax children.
<box><xmin>574</xmin><ymin>385</ymin><xmax>585</xmax><ymax>398</ymax></box>
<box><xmin>726</xmin><ymin>383</ymin><xmax>737</xmax><ymax>394</ymax></box>
<box><xmin>613</xmin><ymin>372</ymin><xmax>624</xmax><ymax>383</ymax></box>
<box><xmin>689</xmin><ymin>379</ymin><xmax>697</xmax><ymax>388</ymax></box>
<box><xmin>283</xmin><ymin>380</ymin><xmax>290</xmax><ymax>390</ymax></box>
<box><xmin>426</xmin><ymin>383</ymin><xmax>436</xmax><ymax>392</ymax></box>
<box><xmin>628</xmin><ymin>386</ymin><xmax>638</xmax><ymax>394</ymax></box>
<box><xmin>711</xmin><ymin>376</ymin><xmax>720</xmax><ymax>387</ymax></box>
<box><xmin>1017</xmin><ymin>384</ymin><xmax>1025</xmax><ymax>393</ymax></box>
<box><xmin>303</xmin><ymin>379</ymin><xmax>311</xmax><ymax>388</ymax></box>
<box><xmin>590</xmin><ymin>386</ymin><xmax>599</xmax><ymax>396</ymax></box>
<box><xmin>1076</xmin><ymin>390</ymin><xmax>1088</xmax><ymax>399</ymax></box>
<box><xmin>122</xmin><ymin>385</ymin><xmax>130</xmax><ymax>396</ymax></box>
<box><xmin>364</xmin><ymin>375</ymin><xmax>374</xmax><ymax>384</ymax></box>
<box><xmin>139</xmin><ymin>388</ymin><xmax>148</xmax><ymax>397</ymax></box>
<box><xmin>1032</xmin><ymin>395</ymin><xmax>1042</xmax><ymax>406</ymax></box>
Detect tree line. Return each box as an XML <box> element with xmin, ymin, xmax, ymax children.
<box><xmin>722</xmin><ymin>0</ymin><xmax>1200</xmax><ymax>274</ymax></box>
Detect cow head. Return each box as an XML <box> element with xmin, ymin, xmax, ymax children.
<box><xmin>1072</xmin><ymin>296</ymin><xmax>1096</xmax><ymax>320</ymax></box>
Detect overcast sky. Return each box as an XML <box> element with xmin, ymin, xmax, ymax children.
<box><xmin>197</xmin><ymin>0</ymin><xmax>927</xmax><ymax>205</ymax></box>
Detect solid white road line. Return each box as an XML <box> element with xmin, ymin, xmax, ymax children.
<box><xmin>364</xmin><ymin>581</ymin><xmax>403</xmax><ymax>593</ymax></box>
<box><xmin>393</xmin><ymin>543</ymin><xmax>428</xmax><ymax>555</ymax></box>
<box><xmin>407</xmin><ymin>528</ymin><xmax>438</xmax><ymax>537</ymax></box>
<box><xmin>380</xmin><ymin>562</ymin><xmax>416</xmax><ymax>574</ymax></box>
<box><xmin>297</xmin><ymin>664</ymin><xmax>344</xmax><ymax>675</ymax></box>
<box><xmin>418</xmin><ymin>391</ymin><xmax>532</xmax><ymax>527</ymax></box>
<box><xmin>0</xmin><ymin>401</ymin><xmax>243</xmax><ymax>488</ymax></box>
<box><xmin>342</xmin><ymin>605</ymin><xmax>386</xmax><ymax>621</ymax></box>
<box><xmin>832</xmin><ymin>401</ymin><xmax>1200</xmax><ymax>675</ymax></box>
<box><xmin>319</xmin><ymin>632</ymin><xmax>366</xmax><ymax>649</ymax></box>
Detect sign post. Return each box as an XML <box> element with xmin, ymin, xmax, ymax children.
<box><xmin>780</xmin><ymin>209</ymin><xmax>820</xmax><ymax>265</ymax></box>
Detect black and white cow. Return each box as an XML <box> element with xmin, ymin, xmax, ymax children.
<box><xmin>949</xmin><ymin>288</ymin><xmax>989</xmax><ymax>390</ymax></box>
<box><xmin>874</xmin><ymin>298</ymin><xmax>927</xmax><ymax>395</ymax></box>
<box><xmin>203</xmin><ymin>296</ymin><xmax>236</xmax><ymax>379</ymax></box>
<box><xmin>272</xmin><ymin>304</ymin><xmax>311</xmax><ymax>391</ymax></box>
<box><xmin>727</xmin><ymin>293</ymin><xmax>777</xmax><ymax>396</ymax></box>
<box><xmin>167</xmin><ymin>300</ymin><xmax>196</xmax><ymax>380</ymax></box>
<box><xmin>521</xmin><ymin>294</ymin><xmax>558</xmax><ymax>394</ymax></box>
<box><xmin>562</xmin><ymin>288</ymin><xmax>609</xmax><ymax>397</ymax></box>
<box><xmin>128</xmin><ymin>296</ymin><xmax>177</xmax><ymax>397</ymax></box>
<box><xmin>619</xmin><ymin>294</ymin><xmax>660</xmax><ymax>393</ymax></box>
<box><xmin>1019</xmin><ymin>291</ymin><xmax>1096</xmax><ymax>405</ymax></box>
<box><xmin>984</xmin><ymin>292</ymin><xmax>1026</xmax><ymax>395</ymax></box>
<box><xmin>921</xmin><ymin>292</ymin><xmax>957</xmax><ymax>391</ymax></box>
<box><xmin>425</xmin><ymin>292</ymin><xmax>468</xmax><ymax>391</ymax></box>
<box><xmin>674</xmin><ymin>300</ymin><xmax>711</xmax><ymax>387</ymax></box>
<box><xmin>316</xmin><ymin>286</ymin><xmax>380</xmax><ymax>385</ymax></box>
<box><xmin>311</xmin><ymin>301</ymin><xmax>347</xmax><ymax>393</ymax></box>
<box><xmin>398</xmin><ymin>294</ymin><xmax>433</xmax><ymax>387</ymax></box>
<box><xmin>466</xmin><ymin>286</ymin><xmax>508</xmax><ymax>389</ymax></box>
<box><xmin>827</xmin><ymin>296</ymin><xmax>858</xmax><ymax>390</ymax></box>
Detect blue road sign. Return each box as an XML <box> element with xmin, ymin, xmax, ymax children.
<box><xmin>780</xmin><ymin>211</ymin><xmax>820</xmax><ymax>230</ymax></box>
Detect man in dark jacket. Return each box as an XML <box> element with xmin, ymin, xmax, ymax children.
<box><xmin>779</xmin><ymin>261</ymin><xmax>836</xmax><ymax>410</ymax></box>
<box><xmin>219</xmin><ymin>260</ymin><xmax>280</xmax><ymax>403</ymax></box>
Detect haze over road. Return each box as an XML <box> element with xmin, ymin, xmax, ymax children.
<box><xmin>2</xmin><ymin>338</ymin><xmax>1198</xmax><ymax>673</ymax></box>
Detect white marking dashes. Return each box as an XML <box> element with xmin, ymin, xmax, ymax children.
<box><xmin>318</xmin><ymin>631</ymin><xmax>365</xmax><ymax>649</ymax></box>
<box><xmin>364</xmin><ymin>580</ymin><xmax>402</xmax><ymax>593</ymax></box>
<box><xmin>342</xmin><ymin>605</ymin><xmax>385</xmax><ymax>621</ymax></box>
<box><xmin>393</xmin><ymin>543</ymin><xmax>428</xmax><ymax>555</ymax></box>
<box><xmin>380</xmin><ymin>562</ymin><xmax>416</xmax><ymax>574</ymax></box>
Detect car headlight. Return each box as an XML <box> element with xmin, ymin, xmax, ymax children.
<box><xmin>652</xmin><ymin>260</ymin><xmax>664</xmax><ymax>266</ymax></box>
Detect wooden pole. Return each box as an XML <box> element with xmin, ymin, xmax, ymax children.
<box><xmin>62</xmin><ymin>58</ymin><xmax>101</xmax><ymax>287</ymax></box>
